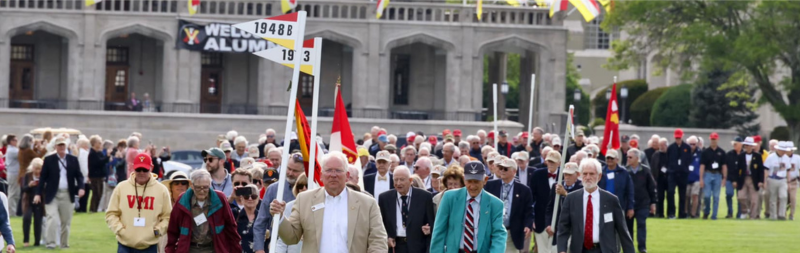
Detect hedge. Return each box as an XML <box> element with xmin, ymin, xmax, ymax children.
<box><xmin>770</xmin><ymin>126</ymin><xmax>790</xmax><ymax>141</ymax></box>
<box><xmin>592</xmin><ymin>79</ymin><xmax>649</xmax><ymax>123</ymax></box>
<box><xmin>650</xmin><ymin>84</ymin><xmax>693</xmax><ymax>127</ymax></box>
<box><xmin>629</xmin><ymin>87</ymin><xmax>669</xmax><ymax>126</ymax></box>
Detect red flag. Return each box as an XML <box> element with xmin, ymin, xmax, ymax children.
<box><xmin>294</xmin><ymin>100</ymin><xmax>324</xmax><ymax>186</ymax></box>
<box><xmin>329</xmin><ymin>82</ymin><xmax>358</xmax><ymax>164</ymax></box>
<box><xmin>601</xmin><ymin>83</ymin><xmax>620</xmax><ymax>156</ymax></box>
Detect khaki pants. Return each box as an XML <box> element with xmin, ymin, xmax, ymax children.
<box><xmin>505</xmin><ymin>230</ymin><xmax>518</xmax><ymax>253</ymax></box>
<box><xmin>788</xmin><ymin>180</ymin><xmax>798</xmax><ymax>219</ymax></box>
<box><xmin>8</xmin><ymin>172</ymin><xmax>20</xmax><ymax>216</ymax></box>
<box><xmin>768</xmin><ymin>178</ymin><xmax>788</xmax><ymax>219</ymax></box>
<box><xmin>737</xmin><ymin>176</ymin><xmax>760</xmax><ymax>219</ymax></box>
<box><xmin>45</xmin><ymin>190</ymin><xmax>73</xmax><ymax>248</ymax></box>
<box><xmin>522</xmin><ymin>233</ymin><xmax>531</xmax><ymax>253</ymax></box>
<box><xmin>99</xmin><ymin>183</ymin><xmax>113</xmax><ymax>212</ymax></box>
<box><xmin>534</xmin><ymin>231</ymin><xmax>554</xmax><ymax>253</ymax></box>
<box><xmin>762</xmin><ymin>187</ymin><xmax>770</xmax><ymax>217</ymax></box>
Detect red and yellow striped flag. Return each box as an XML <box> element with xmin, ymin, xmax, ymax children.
<box><xmin>376</xmin><ymin>0</ymin><xmax>390</xmax><ymax>19</ymax></box>
<box><xmin>188</xmin><ymin>0</ymin><xmax>199</xmax><ymax>15</ymax></box>
<box><xmin>294</xmin><ymin>100</ymin><xmax>324</xmax><ymax>186</ymax></box>
<box><xmin>86</xmin><ymin>0</ymin><xmax>103</xmax><ymax>6</ymax></box>
<box><xmin>281</xmin><ymin>0</ymin><xmax>297</xmax><ymax>14</ymax></box>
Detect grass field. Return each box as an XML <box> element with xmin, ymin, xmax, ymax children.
<box><xmin>5</xmin><ymin>187</ymin><xmax>800</xmax><ymax>252</ymax></box>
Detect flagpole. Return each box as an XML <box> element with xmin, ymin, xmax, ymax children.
<box><xmin>528</xmin><ymin>74</ymin><xmax>536</xmax><ymax>139</ymax></box>
<box><xmin>493</xmin><ymin>83</ymin><xmax>499</xmax><ymax>150</ymax></box>
<box><xmin>550</xmin><ymin>104</ymin><xmax>574</xmax><ymax>227</ymax></box>
<box><xmin>269</xmin><ymin>11</ymin><xmax>307</xmax><ymax>253</ymax></box>
<box><xmin>308</xmin><ymin>37</ymin><xmax>323</xmax><ymax>190</ymax></box>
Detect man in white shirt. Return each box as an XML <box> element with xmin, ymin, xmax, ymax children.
<box><xmin>766</xmin><ymin>141</ymin><xmax>791</xmax><ymax>220</ymax></box>
<box><xmin>414</xmin><ymin>157</ymin><xmax>433</xmax><ymax>190</ymax></box>
<box><xmin>787</xmin><ymin>142</ymin><xmax>800</xmax><ymax>220</ymax></box>
<box><xmin>378</xmin><ymin>166</ymin><xmax>435</xmax><ymax>253</ymax></box>
<box><xmin>271</xmin><ymin>151</ymin><xmax>388</xmax><ymax>252</ymax></box>
<box><xmin>4</xmin><ymin>135</ymin><xmax>20</xmax><ymax>217</ymax></box>
<box><xmin>442</xmin><ymin>143</ymin><xmax>458</xmax><ymax>168</ymax></box>
<box><xmin>364</xmin><ymin>151</ymin><xmax>394</xmax><ymax>198</ymax></box>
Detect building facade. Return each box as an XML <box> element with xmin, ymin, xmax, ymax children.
<box><xmin>0</xmin><ymin>0</ymin><xmax>569</xmax><ymax>131</ymax></box>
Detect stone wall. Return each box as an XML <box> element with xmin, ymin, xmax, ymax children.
<box><xmin>594</xmin><ymin>124</ymin><xmax>741</xmax><ymax>150</ymax></box>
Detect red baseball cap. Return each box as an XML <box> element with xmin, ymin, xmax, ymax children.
<box><xmin>488</xmin><ymin>131</ymin><xmax>495</xmax><ymax>139</ymax></box>
<box><xmin>674</xmin><ymin>129</ymin><xmax>684</xmax><ymax>139</ymax></box>
<box><xmin>442</xmin><ymin>129</ymin><xmax>451</xmax><ymax>136</ymax></box>
<box><xmin>377</xmin><ymin>130</ymin><xmax>387</xmax><ymax>136</ymax></box>
<box><xmin>753</xmin><ymin>135</ymin><xmax>762</xmax><ymax>143</ymax></box>
<box><xmin>521</xmin><ymin>132</ymin><xmax>529</xmax><ymax>139</ymax></box>
<box><xmin>133</xmin><ymin>153</ymin><xmax>153</xmax><ymax>171</ymax></box>
<box><xmin>428</xmin><ymin>136</ymin><xmax>438</xmax><ymax>145</ymax></box>
<box><xmin>453</xmin><ymin>129</ymin><xmax>462</xmax><ymax>137</ymax></box>
<box><xmin>630</xmin><ymin>139</ymin><xmax>639</xmax><ymax>149</ymax></box>
<box><xmin>709</xmin><ymin>132</ymin><xmax>719</xmax><ymax>140</ymax></box>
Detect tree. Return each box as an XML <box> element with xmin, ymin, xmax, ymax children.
<box><xmin>604</xmin><ymin>0</ymin><xmax>800</xmax><ymax>144</ymax></box>
<box><xmin>565</xmin><ymin>53</ymin><xmax>591</xmax><ymax>126</ymax></box>
<box><xmin>630</xmin><ymin>87</ymin><xmax>669</xmax><ymax>126</ymax></box>
<box><xmin>651</xmin><ymin>84</ymin><xmax>693</xmax><ymax>127</ymax></box>
<box><xmin>689</xmin><ymin>69</ymin><xmax>759</xmax><ymax>136</ymax></box>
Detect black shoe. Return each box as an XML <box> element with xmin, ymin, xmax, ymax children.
<box><xmin>640</xmin><ymin>248</ymin><xmax>648</xmax><ymax>253</ymax></box>
<box><xmin>725</xmin><ymin>214</ymin><xmax>733</xmax><ymax>219</ymax></box>
<box><xmin>703</xmin><ymin>214</ymin><xmax>709</xmax><ymax>220</ymax></box>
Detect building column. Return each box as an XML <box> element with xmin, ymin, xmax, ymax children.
<box><xmin>160</xmin><ymin>42</ymin><xmax>178</xmax><ymax>107</ymax></box>
<box><xmin>79</xmin><ymin>14</ymin><xmax>100</xmax><ymax>110</ymax></box>
<box><xmin>444</xmin><ymin>51</ymin><xmax>462</xmax><ymax>119</ymax></box>
<box><xmin>518</xmin><ymin>50</ymin><xmax>536</xmax><ymax>130</ymax></box>
<box><xmin>66</xmin><ymin>39</ymin><xmax>83</xmax><ymax>110</ymax></box>
<box><xmin>458</xmin><ymin>27</ymin><xmax>477</xmax><ymax>119</ymax></box>
<box><xmin>0</xmin><ymin>39</ymin><xmax>9</xmax><ymax>108</ymax></box>
<box><xmin>364</xmin><ymin>23</ymin><xmax>383</xmax><ymax>118</ymax></box>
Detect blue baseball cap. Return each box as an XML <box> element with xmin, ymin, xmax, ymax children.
<box><xmin>464</xmin><ymin>161</ymin><xmax>487</xmax><ymax>181</ymax></box>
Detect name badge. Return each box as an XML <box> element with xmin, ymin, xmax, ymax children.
<box><xmin>193</xmin><ymin>214</ymin><xmax>207</xmax><ymax>225</ymax></box>
<box><xmin>678</xmin><ymin>160</ymin><xmax>682</xmax><ymax>166</ymax></box>
<box><xmin>133</xmin><ymin>217</ymin><xmax>146</xmax><ymax>227</ymax></box>
<box><xmin>689</xmin><ymin>165</ymin><xmax>695</xmax><ymax>172</ymax></box>
<box><xmin>312</xmin><ymin>203</ymin><xmax>325</xmax><ymax>212</ymax></box>
<box><xmin>604</xmin><ymin>212</ymin><xmax>613</xmax><ymax>223</ymax></box>
<box><xmin>607</xmin><ymin>172</ymin><xmax>615</xmax><ymax>180</ymax></box>
<box><xmin>661</xmin><ymin>167</ymin><xmax>667</xmax><ymax>173</ymax></box>
<box><xmin>712</xmin><ymin>162</ymin><xmax>719</xmax><ymax>169</ymax></box>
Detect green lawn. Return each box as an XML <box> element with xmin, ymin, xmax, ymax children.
<box><xmin>4</xmin><ymin>186</ymin><xmax>800</xmax><ymax>252</ymax></box>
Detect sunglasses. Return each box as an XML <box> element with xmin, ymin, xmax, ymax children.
<box><xmin>627</xmin><ymin>156</ymin><xmax>634</xmax><ymax>158</ymax></box>
<box><xmin>204</xmin><ymin>157</ymin><xmax>218</xmax><ymax>163</ymax></box>
<box><xmin>171</xmin><ymin>181</ymin><xmax>189</xmax><ymax>186</ymax></box>
<box><xmin>193</xmin><ymin>185</ymin><xmax>210</xmax><ymax>191</ymax></box>
<box><xmin>252</xmin><ymin>179</ymin><xmax>262</xmax><ymax>184</ymax></box>
<box><xmin>295</xmin><ymin>183</ymin><xmax>308</xmax><ymax>189</ymax></box>
<box><xmin>243</xmin><ymin>194</ymin><xmax>259</xmax><ymax>200</ymax></box>
<box><xmin>233</xmin><ymin>181</ymin><xmax>249</xmax><ymax>187</ymax></box>
<box><xmin>689</xmin><ymin>143</ymin><xmax>697</xmax><ymax>146</ymax></box>
<box><xmin>135</xmin><ymin>168</ymin><xmax>149</xmax><ymax>173</ymax></box>
<box><xmin>267</xmin><ymin>135</ymin><xmax>275</xmax><ymax>138</ymax></box>
<box><xmin>498</xmin><ymin>167</ymin><xmax>510</xmax><ymax>172</ymax></box>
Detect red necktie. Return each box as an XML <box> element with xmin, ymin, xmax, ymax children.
<box><xmin>464</xmin><ymin>198</ymin><xmax>476</xmax><ymax>252</ymax></box>
<box><xmin>584</xmin><ymin>195</ymin><xmax>594</xmax><ymax>249</ymax></box>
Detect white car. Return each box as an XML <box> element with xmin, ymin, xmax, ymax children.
<box><xmin>162</xmin><ymin>161</ymin><xmax>193</xmax><ymax>179</ymax></box>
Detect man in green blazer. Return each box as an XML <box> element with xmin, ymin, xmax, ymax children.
<box><xmin>431</xmin><ymin>161</ymin><xmax>507</xmax><ymax>253</ymax></box>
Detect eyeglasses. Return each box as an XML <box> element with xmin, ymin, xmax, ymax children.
<box><xmin>295</xmin><ymin>183</ymin><xmax>308</xmax><ymax>189</ymax></box>
<box><xmin>627</xmin><ymin>156</ymin><xmax>634</xmax><ymax>159</ymax></box>
<box><xmin>252</xmin><ymin>179</ymin><xmax>262</xmax><ymax>185</ymax></box>
<box><xmin>471</xmin><ymin>142</ymin><xmax>480</xmax><ymax>145</ymax></box>
<box><xmin>689</xmin><ymin>143</ymin><xmax>696</xmax><ymax>146</ymax></box>
<box><xmin>171</xmin><ymin>181</ymin><xmax>189</xmax><ymax>186</ymax></box>
<box><xmin>193</xmin><ymin>185</ymin><xmax>210</xmax><ymax>191</ymax></box>
<box><xmin>243</xmin><ymin>194</ymin><xmax>259</xmax><ymax>200</ymax></box>
<box><xmin>204</xmin><ymin>157</ymin><xmax>218</xmax><ymax>163</ymax></box>
<box><xmin>233</xmin><ymin>181</ymin><xmax>248</xmax><ymax>187</ymax></box>
<box><xmin>267</xmin><ymin>135</ymin><xmax>275</xmax><ymax>138</ymax></box>
<box><xmin>324</xmin><ymin>169</ymin><xmax>345</xmax><ymax>174</ymax></box>
<box><xmin>498</xmin><ymin>166</ymin><xmax>510</xmax><ymax>172</ymax></box>
<box><xmin>135</xmin><ymin>168</ymin><xmax>149</xmax><ymax>173</ymax></box>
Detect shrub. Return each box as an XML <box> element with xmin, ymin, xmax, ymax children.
<box><xmin>630</xmin><ymin>87</ymin><xmax>669</xmax><ymax>126</ymax></box>
<box><xmin>592</xmin><ymin>79</ymin><xmax>649</xmax><ymax>122</ymax></box>
<box><xmin>769</xmin><ymin>126</ymin><xmax>790</xmax><ymax>141</ymax></box>
<box><xmin>650</xmin><ymin>84</ymin><xmax>694</xmax><ymax>127</ymax></box>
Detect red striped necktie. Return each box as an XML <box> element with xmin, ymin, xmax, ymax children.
<box><xmin>464</xmin><ymin>198</ymin><xmax>476</xmax><ymax>252</ymax></box>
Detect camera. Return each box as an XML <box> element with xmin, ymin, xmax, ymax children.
<box><xmin>235</xmin><ymin>187</ymin><xmax>252</xmax><ymax>196</ymax></box>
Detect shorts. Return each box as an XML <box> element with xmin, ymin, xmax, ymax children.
<box><xmin>687</xmin><ymin>181</ymin><xmax>701</xmax><ymax>196</ymax></box>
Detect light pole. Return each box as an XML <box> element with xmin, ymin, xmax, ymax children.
<box><xmin>620</xmin><ymin>86</ymin><xmax>629</xmax><ymax>124</ymax></box>
<box><xmin>605</xmin><ymin>88</ymin><xmax>611</xmax><ymax>100</ymax></box>
<box><xmin>573</xmin><ymin>88</ymin><xmax>581</xmax><ymax>126</ymax></box>
<box><xmin>501</xmin><ymin>80</ymin><xmax>509</xmax><ymax>120</ymax></box>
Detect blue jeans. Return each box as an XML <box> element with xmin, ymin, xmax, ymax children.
<box><xmin>725</xmin><ymin>180</ymin><xmax>740</xmax><ymax>217</ymax></box>
<box><xmin>703</xmin><ymin>172</ymin><xmax>722</xmax><ymax>218</ymax></box>
<box><xmin>118</xmin><ymin>243</ymin><xmax>157</xmax><ymax>253</ymax></box>
<box><xmin>625</xmin><ymin>208</ymin><xmax>651</xmax><ymax>250</ymax></box>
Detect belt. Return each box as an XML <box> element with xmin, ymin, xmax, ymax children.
<box><xmin>190</xmin><ymin>242</ymin><xmax>212</xmax><ymax>248</ymax></box>
<box><xmin>585</xmin><ymin>243</ymin><xmax>601</xmax><ymax>250</ymax></box>
<box><xmin>396</xmin><ymin>237</ymin><xmax>407</xmax><ymax>243</ymax></box>
<box><xmin>707</xmin><ymin>170</ymin><xmax>721</xmax><ymax>174</ymax></box>
<box><xmin>769</xmin><ymin>176</ymin><xmax>786</xmax><ymax>180</ymax></box>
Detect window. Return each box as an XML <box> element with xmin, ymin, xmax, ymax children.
<box><xmin>11</xmin><ymin>45</ymin><xmax>34</xmax><ymax>61</ymax></box>
<box><xmin>114</xmin><ymin>70</ymin><xmax>126</xmax><ymax>92</ymax></box>
<box><xmin>301</xmin><ymin>74</ymin><xmax>314</xmax><ymax>98</ymax></box>
<box><xmin>584</xmin><ymin>16</ymin><xmax>618</xmax><ymax>50</ymax></box>
<box><xmin>202</xmin><ymin>52</ymin><xmax>222</xmax><ymax>67</ymax></box>
<box><xmin>393</xmin><ymin>54</ymin><xmax>410</xmax><ymax>105</ymax></box>
<box><xmin>107</xmin><ymin>47</ymin><xmax>129</xmax><ymax>64</ymax></box>
<box><xmin>637</xmin><ymin>58</ymin><xmax>648</xmax><ymax>79</ymax></box>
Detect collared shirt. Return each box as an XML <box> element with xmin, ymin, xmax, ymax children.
<box><xmin>374</xmin><ymin>172</ymin><xmax>391</xmax><ymax>198</ymax></box>
<box><xmin>4</xmin><ymin>146</ymin><xmax>19</xmax><ymax>174</ymax></box>
<box><xmin>583</xmin><ymin>189</ymin><xmax>600</xmax><ymax>243</ymax></box>
<box><xmin>78</xmin><ymin>148</ymin><xmax>89</xmax><ymax>178</ymax></box>
<box><xmin>320</xmin><ymin>189</ymin><xmax>349</xmax><ymax>253</ymax></box>
<box><xmin>517</xmin><ymin>166</ymin><xmax>529</xmax><ymax>186</ymax></box>
<box><xmin>790</xmin><ymin>155</ymin><xmax>800</xmax><ymax>179</ymax></box>
<box><xmin>443</xmin><ymin>157</ymin><xmax>456</xmax><ymax>168</ymax></box>
<box><xmin>630</xmin><ymin>165</ymin><xmax>641</xmax><ymax>174</ymax></box>
<box><xmin>211</xmin><ymin>172</ymin><xmax>233</xmax><ymax>197</ymax></box>
<box><xmin>501</xmin><ymin>181</ymin><xmax>514</xmax><ymax>227</ymax></box>
<box><xmin>191</xmin><ymin>196</ymin><xmax>212</xmax><ymax>245</ymax></box>
<box><xmin>423</xmin><ymin>175</ymin><xmax>432</xmax><ymax>190</ymax></box>
<box><xmin>58</xmin><ymin>154</ymin><xmax>68</xmax><ymax>190</ymax></box>
<box><xmin>547</xmin><ymin>168</ymin><xmax>558</xmax><ymax>187</ymax></box>
<box><xmin>764</xmin><ymin>153</ymin><xmax>781</xmax><ymax>171</ymax></box>
<box><xmin>461</xmin><ymin>191</ymin><xmax>482</xmax><ymax>250</ymax></box>
<box><xmin>745</xmin><ymin>154</ymin><xmax>753</xmax><ymax>175</ymax></box>
<box><xmin>701</xmin><ymin>146</ymin><xmax>726</xmax><ymax>172</ymax></box>
<box><xmin>395</xmin><ymin>190</ymin><xmax>412</xmax><ymax>237</ymax></box>
<box><xmin>230</xmin><ymin>152</ymin><xmax>247</xmax><ymax>162</ymax></box>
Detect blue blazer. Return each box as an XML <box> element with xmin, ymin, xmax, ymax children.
<box><xmin>530</xmin><ymin>168</ymin><xmax>557</xmax><ymax>233</ymax></box>
<box><xmin>430</xmin><ymin>188</ymin><xmax>507</xmax><ymax>253</ymax></box>
<box><xmin>599</xmin><ymin>166</ymin><xmax>635</xmax><ymax>211</ymax></box>
<box><xmin>484</xmin><ymin>179</ymin><xmax>533</xmax><ymax>250</ymax></box>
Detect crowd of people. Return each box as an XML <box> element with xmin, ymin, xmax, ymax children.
<box><xmin>0</xmin><ymin>125</ymin><xmax>797</xmax><ymax>253</ymax></box>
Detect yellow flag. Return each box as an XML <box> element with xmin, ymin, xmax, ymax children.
<box><xmin>597</xmin><ymin>0</ymin><xmax>614</xmax><ymax>13</ymax></box>
<box><xmin>85</xmin><ymin>0</ymin><xmax>103</xmax><ymax>6</ymax></box>
<box><xmin>506</xmin><ymin>0</ymin><xmax>520</xmax><ymax>7</ymax></box>
<box><xmin>476</xmin><ymin>0</ymin><xmax>483</xmax><ymax>21</ymax></box>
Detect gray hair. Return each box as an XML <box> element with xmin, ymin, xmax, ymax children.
<box><xmin>18</xmin><ymin>134</ymin><xmax>34</xmax><ymax>150</ymax></box>
<box><xmin>190</xmin><ymin>169</ymin><xmax>212</xmax><ymax>183</ymax></box>
<box><xmin>458</xmin><ymin>141</ymin><xmax>470</xmax><ymax>150</ymax></box>
<box><xmin>627</xmin><ymin>148</ymin><xmax>641</xmax><ymax>162</ymax></box>
<box><xmin>127</xmin><ymin>136</ymin><xmax>139</xmax><ymax>148</ymax></box>
<box><xmin>387</xmin><ymin>134</ymin><xmax>397</xmax><ymax>143</ymax></box>
<box><xmin>443</xmin><ymin>143</ymin><xmax>457</xmax><ymax>152</ymax></box>
<box><xmin>659</xmin><ymin>138</ymin><xmax>668</xmax><ymax>145</ymax></box>
<box><xmin>266</xmin><ymin>128</ymin><xmax>276</xmax><ymax>135</ymax></box>
<box><xmin>394</xmin><ymin>166</ymin><xmax>411</xmax><ymax>177</ymax></box>
<box><xmin>687</xmin><ymin>136</ymin><xmax>698</xmax><ymax>144</ymax></box>
<box><xmin>390</xmin><ymin>154</ymin><xmax>400</xmax><ymax>162</ymax></box>
<box><xmin>402</xmin><ymin>145</ymin><xmax>417</xmax><ymax>154</ymax></box>
<box><xmin>226</xmin><ymin>130</ymin><xmax>238</xmax><ymax>141</ymax></box>
<box><xmin>579</xmin><ymin>158</ymin><xmax>602</xmax><ymax>174</ymax></box>
<box><xmin>533</xmin><ymin>127</ymin><xmax>544</xmax><ymax>135</ymax></box>
<box><xmin>415</xmin><ymin>156</ymin><xmax>433</xmax><ymax>170</ymax></box>
<box><xmin>477</xmin><ymin>130</ymin><xmax>487</xmax><ymax>136</ymax></box>
<box><xmin>466</xmin><ymin>135</ymin><xmax>479</xmax><ymax>143</ymax></box>
<box><xmin>322</xmin><ymin>151</ymin><xmax>349</xmax><ymax>169</ymax></box>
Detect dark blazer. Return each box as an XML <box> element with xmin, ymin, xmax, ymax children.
<box><xmin>484</xmin><ymin>179</ymin><xmax>533</xmax><ymax>250</ymax></box>
<box><xmin>667</xmin><ymin>142</ymin><xmax>693</xmax><ymax>174</ymax></box>
<box><xmin>629</xmin><ymin>165</ymin><xmax>657</xmax><ymax>210</ymax></box>
<box><xmin>546</xmin><ymin>180</ymin><xmax>583</xmax><ymax>245</ymax></box>
<box><xmin>88</xmin><ymin>148</ymin><xmax>109</xmax><ymax>178</ymax></box>
<box><xmin>378</xmin><ymin>188</ymin><xmax>435</xmax><ymax>253</ymax></box>
<box><xmin>515</xmin><ymin>166</ymin><xmax>536</xmax><ymax>188</ymax></box>
<box><xmin>650</xmin><ymin>151</ymin><xmax>668</xmax><ymax>180</ymax></box>
<box><xmin>36</xmin><ymin>154</ymin><xmax>85</xmax><ymax>204</ymax></box>
<box><xmin>363</xmin><ymin>172</ymin><xmax>394</xmax><ymax>197</ymax></box>
<box><xmin>734</xmin><ymin>152</ymin><xmax>766</xmax><ymax>191</ymax></box>
<box><xmin>599</xmin><ymin>166</ymin><xmax>635</xmax><ymax>211</ymax></box>
<box><xmin>556</xmin><ymin>189</ymin><xmax>635</xmax><ymax>253</ymax></box>
<box><xmin>530</xmin><ymin>168</ymin><xmax>557</xmax><ymax>233</ymax></box>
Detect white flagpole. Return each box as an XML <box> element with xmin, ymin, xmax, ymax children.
<box><xmin>493</xmin><ymin>83</ymin><xmax>499</xmax><ymax>150</ymax></box>
<box><xmin>308</xmin><ymin>37</ymin><xmax>323</xmax><ymax>190</ymax></box>
<box><xmin>269</xmin><ymin>11</ymin><xmax>307</xmax><ymax>253</ymax></box>
<box><xmin>550</xmin><ymin>104</ymin><xmax>574</xmax><ymax>227</ymax></box>
<box><xmin>528</xmin><ymin>74</ymin><xmax>536</xmax><ymax>138</ymax></box>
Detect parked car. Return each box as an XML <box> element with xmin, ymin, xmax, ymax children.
<box><xmin>170</xmin><ymin>150</ymin><xmax>204</xmax><ymax>169</ymax></box>
<box><xmin>162</xmin><ymin>161</ymin><xmax>193</xmax><ymax>179</ymax></box>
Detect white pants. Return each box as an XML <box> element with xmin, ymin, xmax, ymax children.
<box><xmin>534</xmin><ymin>231</ymin><xmax>555</xmax><ymax>253</ymax></box>
<box><xmin>7</xmin><ymin>172</ymin><xmax>19</xmax><ymax>216</ymax></box>
<box><xmin>45</xmin><ymin>190</ymin><xmax>73</xmax><ymax>248</ymax></box>
<box><xmin>768</xmin><ymin>178</ymin><xmax>788</xmax><ymax>219</ymax></box>
<box><xmin>98</xmin><ymin>183</ymin><xmax>113</xmax><ymax>212</ymax></box>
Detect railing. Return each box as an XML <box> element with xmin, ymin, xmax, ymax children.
<box><xmin>0</xmin><ymin>0</ymin><xmax>554</xmax><ymax>26</ymax></box>
<box><xmin>0</xmin><ymin>99</ymin><xmax>485</xmax><ymax>121</ymax></box>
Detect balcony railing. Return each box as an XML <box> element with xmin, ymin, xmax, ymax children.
<box><xmin>0</xmin><ymin>0</ymin><xmax>554</xmax><ymax>26</ymax></box>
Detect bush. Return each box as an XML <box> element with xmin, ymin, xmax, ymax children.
<box><xmin>770</xmin><ymin>126</ymin><xmax>790</xmax><ymax>141</ymax></box>
<box><xmin>566</xmin><ymin>79</ymin><xmax>591</xmax><ymax>126</ymax></box>
<box><xmin>650</xmin><ymin>84</ymin><xmax>694</xmax><ymax>127</ymax></box>
<box><xmin>629</xmin><ymin>87</ymin><xmax>669</xmax><ymax>126</ymax></box>
<box><xmin>592</xmin><ymin>79</ymin><xmax>649</xmax><ymax>122</ymax></box>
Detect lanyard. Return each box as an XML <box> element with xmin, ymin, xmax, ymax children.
<box><xmin>134</xmin><ymin>181</ymin><xmax>148</xmax><ymax>217</ymax></box>
<box><xmin>213</xmin><ymin>177</ymin><xmax>228</xmax><ymax>193</ymax></box>
<box><xmin>502</xmin><ymin>184</ymin><xmax>512</xmax><ymax>201</ymax></box>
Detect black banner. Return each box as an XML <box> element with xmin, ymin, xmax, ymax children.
<box><xmin>176</xmin><ymin>19</ymin><xmax>276</xmax><ymax>53</ymax></box>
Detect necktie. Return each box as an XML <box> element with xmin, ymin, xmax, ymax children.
<box><xmin>584</xmin><ymin>194</ymin><xmax>594</xmax><ymax>249</ymax></box>
<box><xmin>548</xmin><ymin>173</ymin><xmax>557</xmax><ymax>179</ymax></box>
<box><xmin>379</xmin><ymin>175</ymin><xmax>387</xmax><ymax>181</ymax></box>
<box><xmin>464</xmin><ymin>198</ymin><xmax>476</xmax><ymax>252</ymax></box>
<box><xmin>401</xmin><ymin>196</ymin><xmax>409</xmax><ymax>228</ymax></box>
<box><xmin>502</xmin><ymin>184</ymin><xmax>512</xmax><ymax>226</ymax></box>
